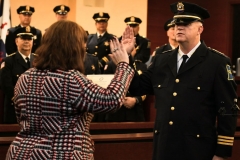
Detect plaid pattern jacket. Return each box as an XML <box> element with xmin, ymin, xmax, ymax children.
<box><xmin>6</xmin><ymin>62</ymin><xmax>134</xmax><ymax>160</ymax></box>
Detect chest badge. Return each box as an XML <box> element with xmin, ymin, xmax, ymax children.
<box><xmin>91</xmin><ymin>65</ymin><xmax>95</xmax><ymax>71</ymax></box>
<box><xmin>104</xmin><ymin>41</ymin><xmax>109</xmax><ymax>46</ymax></box>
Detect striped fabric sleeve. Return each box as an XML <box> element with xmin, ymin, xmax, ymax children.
<box><xmin>73</xmin><ymin>62</ymin><xmax>135</xmax><ymax>114</ymax></box>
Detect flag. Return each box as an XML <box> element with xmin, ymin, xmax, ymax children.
<box><xmin>0</xmin><ymin>0</ymin><xmax>11</xmax><ymax>61</ymax></box>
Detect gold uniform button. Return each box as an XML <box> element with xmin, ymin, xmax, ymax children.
<box><xmin>197</xmin><ymin>134</ymin><xmax>200</xmax><ymax>138</ymax></box>
<box><xmin>197</xmin><ymin>87</ymin><xmax>200</xmax><ymax>90</ymax></box>
<box><xmin>16</xmin><ymin>75</ymin><xmax>19</xmax><ymax>77</ymax></box>
<box><xmin>158</xmin><ymin>85</ymin><xmax>161</xmax><ymax>88</ymax></box>
<box><xmin>171</xmin><ymin>107</ymin><xmax>175</xmax><ymax>111</ymax></box>
<box><xmin>169</xmin><ymin>121</ymin><xmax>173</xmax><ymax>125</ymax></box>
<box><xmin>95</xmin><ymin>46</ymin><xmax>98</xmax><ymax>48</ymax></box>
<box><xmin>173</xmin><ymin>92</ymin><xmax>177</xmax><ymax>96</ymax></box>
<box><xmin>175</xmin><ymin>79</ymin><xmax>180</xmax><ymax>83</ymax></box>
<box><xmin>154</xmin><ymin>130</ymin><xmax>158</xmax><ymax>133</ymax></box>
<box><xmin>94</xmin><ymin>52</ymin><xmax>97</xmax><ymax>55</ymax></box>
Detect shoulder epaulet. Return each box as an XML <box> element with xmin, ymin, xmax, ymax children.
<box><xmin>32</xmin><ymin>53</ymin><xmax>38</xmax><ymax>56</ymax></box>
<box><xmin>208</xmin><ymin>47</ymin><xmax>228</xmax><ymax>58</ymax></box>
<box><xmin>162</xmin><ymin>49</ymin><xmax>173</xmax><ymax>54</ymax></box>
<box><xmin>8</xmin><ymin>52</ymin><xmax>16</xmax><ymax>57</ymax></box>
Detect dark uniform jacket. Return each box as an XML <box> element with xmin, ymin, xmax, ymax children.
<box><xmin>0</xmin><ymin>52</ymin><xmax>36</xmax><ymax>123</ymax></box>
<box><xmin>86</xmin><ymin>32</ymin><xmax>114</xmax><ymax>70</ymax></box>
<box><xmin>129</xmin><ymin>42</ymin><xmax>238</xmax><ymax>160</ymax></box>
<box><xmin>120</xmin><ymin>34</ymin><xmax>151</xmax><ymax>63</ymax></box>
<box><xmin>5</xmin><ymin>25</ymin><xmax>42</xmax><ymax>55</ymax></box>
<box><xmin>155</xmin><ymin>43</ymin><xmax>172</xmax><ymax>55</ymax></box>
<box><xmin>146</xmin><ymin>43</ymin><xmax>173</xmax><ymax>66</ymax></box>
<box><xmin>84</xmin><ymin>53</ymin><xmax>101</xmax><ymax>75</ymax></box>
<box><xmin>102</xmin><ymin>60</ymin><xmax>147</xmax><ymax>122</ymax></box>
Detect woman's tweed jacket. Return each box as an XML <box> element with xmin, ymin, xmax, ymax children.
<box><xmin>6</xmin><ymin>62</ymin><xmax>134</xmax><ymax>160</ymax></box>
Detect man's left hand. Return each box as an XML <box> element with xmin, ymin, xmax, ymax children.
<box><xmin>123</xmin><ymin>97</ymin><xmax>136</xmax><ymax>109</ymax></box>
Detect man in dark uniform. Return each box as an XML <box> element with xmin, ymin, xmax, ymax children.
<box><xmin>53</xmin><ymin>5</ymin><xmax>70</xmax><ymax>21</ymax></box>
<box><xmin>146</xmin><ymin>18</ymin><xmax>178</xmax><ymax>67</ymax></box>
<box><xmin>122</xmin><ymin>2</ymin><xmax>238</xmax><ymax>160</ymax></box>
<box><xmin>122</xmin><ymin>16</ymin><xmax>151</xmax><ymax>64</ymax></box>
<box><xmin>86</xmin><ymin>12</ymin><xmax>114</xmax><ymax>72</ymax></box>
<box><xmin>5</xmin><ymin>5</ymin><xmax>42</xmax><ymax>55</ymax></box>
<box><xmin>1</xmin><ymin>26</ymin><xmax>37</xmax><ymax>124</ymax></box>
<box><xmin>101</xmin><ymin>60</ymin><xmax>147</xmax><ymax>122</ymax></box>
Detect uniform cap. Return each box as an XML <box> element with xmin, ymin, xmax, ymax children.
<box><xmin>170</xmin><ymin>2</ymin><xmax>210</xmax><ymax>25</ymax></box>
<box><xmin>92</xmin><ymin>12</ymin><xmax>110</xmax><ymax>22</ymax></box>
<box><xmin>124</xmin><ymin>16</ymin><xmax>142</xmax><ymax>25</ymax></box>
<box><xmin>53</xmin><ymin>5</ymin><xmax>70</xmax><ymax>15</ymax></box>
<box><xmin>164</xmin><ymin>18</ymin><xmax>175</xmax><ymax>31</ymax></box>
<box><xmin>14</xmin><ymin>26</ymin><xmax>36</xmax><ymax>39</ymax></box>
<box><xmin>17</xmin><ymin>5</ymin><xmax>35</xmax><ymax>15</ymax></box>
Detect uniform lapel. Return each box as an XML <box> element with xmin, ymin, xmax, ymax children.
<box><xmin>177</xmin><ymin>42</ymin><xmax>207</xmax><ymax>75</ymax></box>
<box><xmin>93</xmin><ymin>33</ymin><xmax>98</xmax><ymax>44</ymax></box>
<box><xmin>30</xmin><ymin>53</ymin><xmax>34</xmax><ymax>67</ymax></box>
<box><xmin>167</xmin><ymin>49</ymin><xmax>178</xmax><ymax>77</ymax></box>
<box><xmin>16</xmin><ymin>52</ymin><xmax>29</xmax><ymax>69</ymax></box>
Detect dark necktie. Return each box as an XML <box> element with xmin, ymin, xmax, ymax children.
<box><xmin>178</xmin><ymin>55</ymin><xmax>188</xmax><ymax>73</ymax></box>
<box><xmin>98</xmin><ymin>35</ymin><xmax>102</xmax><ymax>41</ymax></box>
<box><xmin>26</xmin><ymin>57</ymin><xmax>30</xmax><ymax>68</ymax></box>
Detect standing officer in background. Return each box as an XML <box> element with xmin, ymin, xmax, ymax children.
<box><xmin>84</xmin><ymin>31</ymin><xmax>101</xmax><ymax>75</ymax></box>
<box><xmin>122</xmin><ymin>16</ymin><xmax>151</xmax><ymax>64</ymax></box>
<box><xmin>156</xmin><ymin>18</ymin><xmax>178</xmax><ymax>53</ymax></box>
<box><xmin>146</xmin><ymin>18</ymin><xmax>178</xmax><ymax>66</ymax></box>
<box><xmin>53</xmin><ymin>4</ymin><xmax>70</xmax><ymax>21</ymax></box>
<box><xmin>1</xmin><ymin>26</ymin><xmax>36</xmax><ymax>124</ymax></box>
<box><xmin>123</xmin><ymin>2</ymin><xmax>238</xmax><ymax>160</ymax></box>
<box><xmin>5</xmin><ymin>5</ymin><xmax>42</xmax><ymax>55</ymax></box>
<box><xmin>102</xmin><ymin>60</ymin><xmax>146</xmax><ymax>122</ymax></box>
<box><xmin>86</xmin><ymin>12</ymin><xmax>114</xmax><ymax>72</ymax></box>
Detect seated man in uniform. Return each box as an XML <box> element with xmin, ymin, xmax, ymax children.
<box><xmin>5</xmin><ymin>5</ymin><xmax>42</xmax><ymax>55</ymax></box>
<box><xmin>1</xmin><ymin>26</ymin><xmax>37</xmax><ymax>124</ymax></box>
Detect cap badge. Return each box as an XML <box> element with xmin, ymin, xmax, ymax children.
<box><xmin>177</xmin><ymin>2</ymin><xmax>184</xmax><ymax>12</ymax></box>
<box><xmin>26</xmin><ymin>5</ymin><xmax>30</xmax><ymax>11</ymax></box>
<box><xmin>26</xmin><ymin>26</ymin><xmax>31</xmax><ymax>32</ymax></box>
<box><xmin>130</xmin><ymin>16</ymin><xmax>135</xmax><ymax>22</ymax></box>
<box><xmin>99</xmin><ymin>12</ymin><xmax>103</xmax><ymax>17</ymax></box>
<box><xmin>61</xmin><ymin>5</ymin><xmax>65</xmax><ymax>11</ymax></box>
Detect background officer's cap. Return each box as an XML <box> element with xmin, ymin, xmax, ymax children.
<box><xmin>93</xmin><ymin>12</ymin><xmax>110</xmax><ymax>22</ymax></box>
<box><xmin>17</xmin><ymin>6</ymin><xmax>35</xmax><ymax>15</ymax></box>
<box><xmin>170</xmin><ymin>2</ymin><xmax>210</xmax><ymax>25</ymax></box>
<box><xmin>14</xmin><ymin>26</ymin><xmax>36</xmax><ymax>39</ymax></box>
<box><xmin>164</xmin><ymin>18</ymin><xmax>175</xmax><ymax>31</ymax></box>
<box><xmin>124</xmin><ymin>16</ymin><xmax>142</xmax><ymax>24</ymax></box>
<box><xmin>53</xmin><ymin>5</ymin><xmax>70</xmax><ymax>15</ymax></box>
